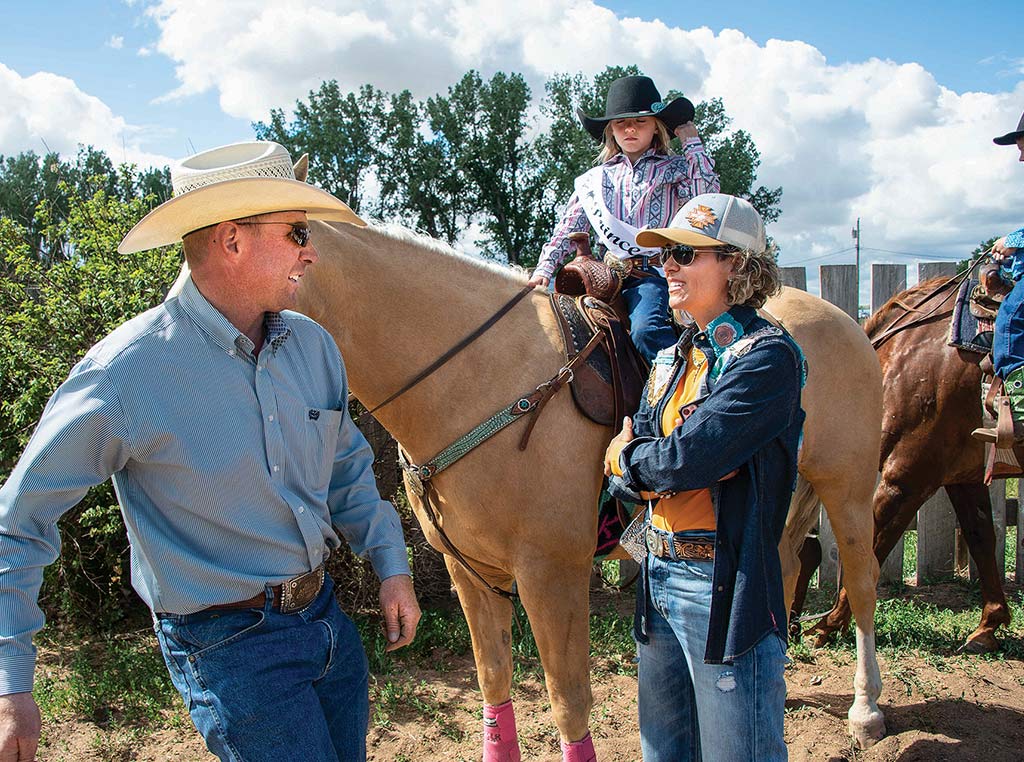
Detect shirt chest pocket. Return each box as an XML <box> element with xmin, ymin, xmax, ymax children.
<box><xmin>277</xmin><ymin>397</ymin><xmax>345</xmax><ymax>494</ymax></box>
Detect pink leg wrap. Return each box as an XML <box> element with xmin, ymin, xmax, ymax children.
<box><xmin>482</xmin><ymin>700</ymin><xmax>521</xmax><ymax>762</ymax></box>
<box><xmin>561</xmin><ymin>731</ymin><xmax>597</xmax><ymax>762</ymax></box>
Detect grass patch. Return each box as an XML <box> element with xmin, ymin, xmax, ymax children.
<box><xmin>34</xmin><ymin>629</ymin><xmax>179</xmax><ymax>729</ymax></box>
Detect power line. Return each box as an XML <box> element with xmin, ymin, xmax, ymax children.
<box><xmin>859</xmin><ymin>246</ymin><xmax>965</xmax><ymax>261</ymax></box>
<box><xmin>780</xmin><ymin>246</ymin><xmax>855</xmax><ymax>267</ymax></box>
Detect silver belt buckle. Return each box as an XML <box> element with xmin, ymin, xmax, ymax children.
<box><xmin>645</xmin><ymin>526</ymin><xmax>662</xmax><ymax>557</ymax></box>
<box><xmin>280</xmin><ymin>565</ymin><xmax>325</xmax><ymax>614</ymax></box>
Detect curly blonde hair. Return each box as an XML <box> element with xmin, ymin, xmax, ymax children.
<box><xmin>596</xmin><ymin>120</ymin><xmax>674</xmax><ymax>164</ymax></box>
<box><xmin>724</xmin><ymin>247</ymin><xmax>782</xmax><ymax>309</ymax></box>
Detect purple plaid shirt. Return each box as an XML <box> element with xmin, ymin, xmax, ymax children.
<box><xmin>533</xmin><ymin>139</ymin><xmax>721</xmax><ymax>279</ymax></box>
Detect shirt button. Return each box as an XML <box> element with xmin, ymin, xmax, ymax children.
<box><xmin>268</xmin><ymin>415</ymin><xmax>274</xmax><ymax>422</ymax></box>
<box><xmin>227</xmin><ymin>349</ymin><xmax>235</xmax><ymax>356</ymax></box>
<box><xmin>272</xmin><ymin>465</ymin><xmax>279</xmax><ymax>472</ymax></box>
<box><xmin>298</xmin><ymin>505</ymin><xmax>305</xmax><ymax>514</ymax></box>
<box><xmin>717</xmin><ymin>585</ymin><xmax>725</xmax><ymax>592</ymax></box>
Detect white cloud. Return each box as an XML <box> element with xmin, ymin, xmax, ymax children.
<box><xmin>106</xmin><ymin>35</ymin><xmax>125</xmax><ymax>49</ymax></box>
<box><xmin>0</xmin><ymin>64</ymin><xmax>172</xmax><ymax>168</ymax></box>
<box><xmin>134</xmin><ymin>1</ymin><xmax>1024</xmax><ymax>267</ymax></box>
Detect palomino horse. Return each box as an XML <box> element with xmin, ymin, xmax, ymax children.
<box><xmin>803</xmin><ymin>277</ymin><xmax>1012</xmax><ymax>653</ymax></box>
<box><xmin>283</xmin><ymin>219</ymin><xmax>887</xmax><ymax>753</ymax></box>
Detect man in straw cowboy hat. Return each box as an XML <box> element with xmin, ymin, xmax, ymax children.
<box><xmin>0</xmin><ymin>141</ymin><xmax>420</xmax><ymax>761</ymax></box>
<box><xmin>973</xmin><ymin>111</ymin><xmax>1024</xmax><ymax>443</ymax></box>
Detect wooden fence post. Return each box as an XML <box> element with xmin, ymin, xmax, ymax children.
<box><xmin>870</xmin><ymin>264</ymin><xmax>907</xmax><ymax>584</ymax></box>
<box><xmin>918</xmin><ymin>261</ymin><xmax>958</xmax><ymax>283</ymax></box>
<box><xmin>780</xmin><ymin>267</ymin><xmax>807</xmax><ymax>291</ymax></box>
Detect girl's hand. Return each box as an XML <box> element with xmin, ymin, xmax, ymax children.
<box><xmin>528</xmin><ymin>274</ymin><xmax>550</xmax><ymax>288</ymax></box>
<box><xmin>674</xmin><ymin>122</ymin><xmax>699</xmax><ymax>140</ymax></box>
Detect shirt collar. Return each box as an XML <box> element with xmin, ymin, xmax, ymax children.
<box><xmin>606</xmin><ymin>147</ymin><xmax>660</xmax><ymax>168</ymax></box>
<box><xmin>178</xmin><ymin>276</ymin><xmax>291</xmax><ymax>356</ymax></box>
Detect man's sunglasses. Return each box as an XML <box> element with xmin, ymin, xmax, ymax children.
<box><xmin>654</xmin><ymin>243</ymin><xmax>739</xmax><ymax>267</ymax></box>
<box><xmin>236</xmin><ymin>221</ymin><xmax>312</xmax><ymax>248</ymax></box>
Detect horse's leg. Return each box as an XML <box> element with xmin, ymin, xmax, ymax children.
<box><xmin>946</xmin><ymin>483</ymin><xmax>1013</xmax><ymax>653</ymax></box>
<box><xmin>811</xmin><ymin>475</ymin><xmax>886</xmax><ymax>749</ymax></box>
<box><xmin>514</xmin><ymin>556</ymin><xmax>595</xmax><ymax>756</ymax></box>
<box><xmin>807</xmin><ymin>470</ymin><xmax>934</xmax><ymax>642</ymax></box>
<box><xmin>445</xmin><ymin>558</ymin><xmax>520</xmax><ymax>762</ymax></box>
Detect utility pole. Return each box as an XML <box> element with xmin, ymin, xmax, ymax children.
<box><xmin>851</xmin><ymin>217</ymin><xmax>860</xmax><ymax>274</ymax></box>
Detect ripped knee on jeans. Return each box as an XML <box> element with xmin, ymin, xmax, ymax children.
<box><xmin>715</xmin><ymin>671</ymin><xmax>737</xmax><ymax>692</ymax></box>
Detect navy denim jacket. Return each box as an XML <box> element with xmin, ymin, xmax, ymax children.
<box><xmin>609</xmin><ymin>304</ymin><xmax>805</xmax><ymax>664</ymax></box>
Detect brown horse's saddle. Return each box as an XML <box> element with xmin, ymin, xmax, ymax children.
<box><xmin>549</xmin><ymin>292</ymin><xmax>648</xmax><ymax>427</ymax></box>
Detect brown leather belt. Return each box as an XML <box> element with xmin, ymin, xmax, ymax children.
<box><xmin>202</xmin><ymin>565</ymin><xmax>326</xmax><ymax>615</ymax></box>
<box><xmin>617</xmin><ymin>255</ymin><xmax>657</xmax><ymax>278</ymax></box>
<box><xmin>645</xmin><ymin>527</ymin><xmax>715</xmax><ymax>560</ymax></box>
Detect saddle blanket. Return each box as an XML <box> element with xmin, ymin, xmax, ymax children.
<box><xmin>949</xmin><ymin>275</ymin><xmax>993</xmax><ymax>355</ymax></box>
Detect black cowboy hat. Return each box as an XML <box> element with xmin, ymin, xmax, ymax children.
<box><xmin>994</xmin><ymin>110</ymin><xmax>1024</xmax><ymax>145</ymax></box>
<box><xmin>577</xmin><ymin>75</ymin><xmax>695</xmax><ymax>143</ymax></box>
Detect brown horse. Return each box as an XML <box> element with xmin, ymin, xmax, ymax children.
<box><xmin>804</xmin><ymin>277</ymin><xmax>1012</xmax><ymax>653</ymax></box>
<box><xmin>170</xmin><ymin>214</ymin><xmax>888</xmax><ymax>751</ymax></box>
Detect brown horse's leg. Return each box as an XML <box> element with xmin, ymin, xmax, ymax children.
<box><xmin>445</xmin><ymin>559</ymin><xmax>519</xmax><ymax>758</ymax></box>
<box><xmin>946</xmin><ymin>483</ymin><xmax>1013</xmax><ymax>653</ymax></box>
<box><xmin>811</xmin><ymin>475</ymin><xmax>885</xmax><ymax>748</ymax></box>
<box><xmin>514</xmin><ymin>557</ymin><xmax>594</xmax><ymax>747</ymax></box>
<box><xmin>808</xmin><ymin>472</ymin><xmax>934</xmax><ymax>643</ymax></box>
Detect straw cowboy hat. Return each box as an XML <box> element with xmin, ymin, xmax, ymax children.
<box><xmin>576</xmin><ymin>75</ymin><xmax>695</xmax><ymax>143</ymax></box>
<box><xmin>994</xmin><ymin>110</ymin><xmax>1024</xmax><ymax>146</ymax></box>
<box><xmin>118</xmin><ymin>141</ymin><xmax>364</xmax><ymax>254</ymax></box>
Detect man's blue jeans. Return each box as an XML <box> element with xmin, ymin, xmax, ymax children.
<box><xmin>154</xmin><ymin>575</ymin><xmax>369</xmax><ymax>762</ymax></box>
<box><xmin>638</xmin><ymin>536</ymin><xmax>788</xmax><ymax>762</ymax></box>
<box><xmin>994</xmin><ymin>276</ymin><xmax>1024</xmax><ymax>378</ymax></box>
<box><xmin>621</xmin><ymin>271</ymin><xmax>677</xmax><ymax>363</ymax></box>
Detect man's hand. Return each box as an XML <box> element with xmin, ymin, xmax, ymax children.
<box><xmin>379</xmin><ymin>574</ymin><xmax>420</xmax><ymax>652</ymax></box>
<box><xmin>528</xmin><ymin>274</ymin><xmax>550</xmax><ymax>288</ymax></box>
<box><xmin>604</xmin><ymin>416</ymin><xmax>635</xmax><ymax>476</ymax></box>
<box><xmin>0</xmin><ymin>692</ymin><xmax>40</xmax><ymax>762</ymax></box>
<box><xmin>674</xmin><ymin>122</ymin><xmax>700</xmax><ymax>141</ymax></box>
<box><xmin>992</xmin><ymin>236</ymin><xmax>1020</xmax><ymax>261</ymax></box>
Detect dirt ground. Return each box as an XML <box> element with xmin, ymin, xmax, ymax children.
<box><xmin>37</xmin><ymin>585</ymin><xmax>1024</xmax><ymax>762</ymax></box>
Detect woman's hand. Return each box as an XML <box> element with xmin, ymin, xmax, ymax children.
<box><xmin>528</xmin><ymin>274</ymin><xmax>550</xmax><ymax>288</ymax></box>
<box><xmin>674</xmin><ymin>121</ymin><xmax>699</xmax><ymax>141</ymax></box>
<box><xmin>604</xmin><ymin>417</ymin><xmax>635</xmax><ymax>476</ymax></box>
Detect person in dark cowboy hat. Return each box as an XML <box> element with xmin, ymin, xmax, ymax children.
<box><xmin>528</xmin><ymin>74</ymin><xmax>721</xmax><ymax>364</ymax></box>
<box><xmin>973</xmin><ymin>110</ymin><xmax>1024</xmax><ymax>443</ymax></box>
<box><xmin>0</xmin><ymin>140</ymin><xmax>421</xmax><ymax>762</ymax></box>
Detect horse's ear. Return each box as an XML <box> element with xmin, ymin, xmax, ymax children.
<box><xmin>294</xmin><ymin>154</ymin><xmax>309</xmax><ymax>183</ymax></box>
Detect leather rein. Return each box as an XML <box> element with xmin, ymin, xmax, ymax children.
<box><xmin>358</xmin><ymin>285</ymin><xmax>602</xmax><ymax>599</ymax></box>
<box><xmin>869</xmin><ymin>254</ymin><xmax>988</xmax><ymax>350</ymax></box>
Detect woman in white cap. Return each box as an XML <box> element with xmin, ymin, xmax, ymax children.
<box><xmin>603</xmin><ymin>193</ymin><xmax>803</xmax><ymax>761</ymax></box>
<box><xmin>528</xmin><ymin>75</ymin><xmax>721</xmax><ymax>363</ymax></box>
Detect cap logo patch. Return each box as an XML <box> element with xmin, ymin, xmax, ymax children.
<box><xmin>687</xmin><ymin>204</ymin><xmax>717</xmax><ymax>230</ymax></box>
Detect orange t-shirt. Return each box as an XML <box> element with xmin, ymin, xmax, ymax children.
<box><xmin>651</xmin><ymin>346</ymin><xmax>716</xmax><ymax>533</ymax></box>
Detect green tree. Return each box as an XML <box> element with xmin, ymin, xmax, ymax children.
<box><xmin>0</xmin><ymin>179</ymin><xmax>181</xmax><ymax>627</ymax></box>
<box><xmin>254</xmin><ymin>81</ymin><xmax>385</xmax><ymax>213</ymax></box>
<box><xmin>426</xmin><ymin>71</ymin><xmax>548</xmax><ymax>265</ymax></box>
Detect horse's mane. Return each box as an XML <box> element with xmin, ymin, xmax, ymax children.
<box><xmin>367</xmin><ymin>221</ymin><xmax>529</xmax><ymax>287</ymax></box>
<box><xmin>863</xmin><ymin>276</ymin><xmax>950</xmax><ymax>338</ymax></box>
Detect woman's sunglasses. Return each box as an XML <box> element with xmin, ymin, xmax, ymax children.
<box><xmin>236</xmin><ymin>221</ymin><xmax>312</xmax><ymax>248</ymax></box>
<box><xmin>654</xmin><ymin>243</ymin><xmax>738</xmax><ymax>267</ymax></box>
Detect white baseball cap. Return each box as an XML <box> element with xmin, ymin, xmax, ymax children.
<box><xmin>636</xmin><ymin>193</ymin><xmax>766</xmax><ymax>254</ymax></box>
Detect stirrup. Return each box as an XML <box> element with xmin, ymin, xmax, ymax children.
<box><xmin>972</xmin><ymin>395</ymin><xmax>1024</xmax><ymax>446</ymax></box>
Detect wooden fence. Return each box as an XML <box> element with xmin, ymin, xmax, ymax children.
<box><xmin>781</xmin><ymin>262</ymin><xmax>1022</xmax><ymax>590</ymax></box>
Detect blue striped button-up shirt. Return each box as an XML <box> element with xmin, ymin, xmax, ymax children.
<box><xmin>0</xmin><ymin>277</ymin><xmax>410</xmax><ymax>694</ymax></box>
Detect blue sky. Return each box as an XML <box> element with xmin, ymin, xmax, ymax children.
<box><xmin>1</xmin><ymin>0</ymin><xmax>1022</xmax><ymax>290</ymax></box>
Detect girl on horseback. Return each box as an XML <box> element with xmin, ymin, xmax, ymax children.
<box><xmin>528</xmin><ymin>75</ymin><xmax>721</xmax><ymax>363</ymax></box>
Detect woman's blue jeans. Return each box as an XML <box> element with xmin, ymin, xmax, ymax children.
<box><xmin>994</xmin><ymin>276</ymin><xmax>1024</xmax><ymax>378</ymax></box>
<box><xmin>621</xmin><ymin>271</ymin><xmax>677</xmax><ymax>363</ymax></box>
<box><xmin>638</xmin><ymin>536</ymin><xmax>788</xmax><ymax>762</ymax></box>
<box><xmin>154</xmin><ymin>575</ymin><xmax>369</xmax><ymax>762</ymax></box>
